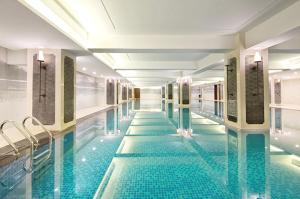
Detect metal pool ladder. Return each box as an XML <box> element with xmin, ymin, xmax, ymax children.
<box><xmin>0</xmin><ymin>120</ymin><xmax>35</xmax><ymax>172</ymax></box>
<box><xmin>0</xmin><ymin>117</ymin><xmax>53</xmax><ymax>172</ymax></box>
<box><xmin>22</xmin><ymin>116</ymin><xmax>53</xmax><ymax>172</ymax></box>
<box><xmin>0</xmin><ymin>120</ymin><xmax>35</xmax><ymax>189</ymax></box>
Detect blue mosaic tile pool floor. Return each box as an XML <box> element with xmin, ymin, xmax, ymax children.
<box><xmin>2</xmin><ymin>102</ymin><xmax>300</xmax><ymax>199</ymax></box>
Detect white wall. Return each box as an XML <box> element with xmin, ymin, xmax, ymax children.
<box><xmin>76</xmin><ymin>72</ymin><xmax>105</xmax><ymax>111</ymax></box>
<box><xmin>140</xmin><ymin>88</ymin><xmax>161</xmax><ymax>109</ymax></box>
<box><xmin>140</xmin><ymin>88</ymin><xmax>161</xmax><ymax>100</ymax></box>
<box><xmin>202</xmin><ymin>85</ymin><xmax>214</xmax><ymax>100</ymax></box>
<box><xmin>281</xmin><ymin>78</ymin><xmax>300</xmax><ymax>105</ymax></box>
<box><xmin>0</xmin><ymin>46</ymin><xmax>27</xmax><ymax>122</ymax></box>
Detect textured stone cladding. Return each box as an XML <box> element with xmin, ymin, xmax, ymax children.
<box><xmin>122</xmin><ymin>86</ymin><xmax>127</xmax><ymax>100</ymax></box>
<box><xmin>245</xmin><ymin>55</ymin><xmax>264</xmax><ymax>124</ymax></box>
<box><xmin>274</xmin><ymin>81</ymin><xmax>281</xmax><ymax>104</ymax></box>
<box><xmin>182</xmin><ymin>82</ymin><xmax>189</xmax><ymax>104</ymax></box>
<box><xmin>32</xmin><ymin>54</ymin><xmax>55</xmax><ymax>125</ymax></box>
<box><xmin>226</xmin><ymin>57</ymin><xmax>237</xmax><ymax>122</ymax></box>
<box><xmin>168</xmin><ymin>84</ymin><xmax>173</xmax><ymax>99</ymax></box>
<box><xmin>162</xmin><ymin>86</ymin><xmax>165</xmax><ymax>98</ymax></box>
<box><xmin>106</xmin><ymin>79</ymin><xmax>115</xmax><ymax>105</ymax></box>
<box><xmin>128</xmin><ymin>88</ymin><xmax>132</xmax><ymax>98</ymax></box>
<box><xmin>64</xmin><ymin>56</ymin><xmax>75</xmax><ymax>123</ymax></box>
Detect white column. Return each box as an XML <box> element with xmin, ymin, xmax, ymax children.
<box><xmin>27</xmin><ymin>49</ymin><xmax>76</xmax><ymax>131</ymax></box>
<box><xmin>224</xmin><ymin>46</ymin><xmax>269</xmax><ymax>131</ymax></box>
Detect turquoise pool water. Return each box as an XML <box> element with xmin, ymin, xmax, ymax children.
<box><xmin>1</xmin><ymin>100</ymin><xmax>300</xmax><ymax>199</ymax></box>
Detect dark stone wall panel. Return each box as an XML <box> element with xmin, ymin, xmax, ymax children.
<box><xmin>122</xmin><ymin>86</ymin><xmax>127</xmax><ymax>100</ymax></box>
<box><xmin>227</xmin><ymin>57</ymin><xmax>238</xmax><ymax>122</ymax></box>
<box><xmin>245</xmin><ymin>55</ymin><xmax>264</xmax><ymax>124</ymax></box>
<box><xmin>134</xmin><ymin>88</ymin><xmax>140</xmax><ymax>99</ymax></box>
<box><xmin>32</xmin><ymin>54</ymin><xmax>55</xmax><ymax>125</ymax></box>
<box><xmin>129</xmin><ymin>88</ymin><xmax>132</xmax><ymax>98</ymax></box>
<box><xmin>182</xmin><ymin>83</ymin><xmax>190</xmax><ymax>104</ymax></box>
<box><xmin>106</xmin><ymin>79</ymin><xmax>115</xmax><ymax>105</ymax></box>
<box><xmin>274</xmin><ymin>81</ymin><xmax>281</xmax><ymax>104</ymax></box>
<box><xmin>64</xmin><ymin>56</ymin><xmax>75</xmax><ymax>123</ymax></box>
<box><xmin>168</xmin><ymin>84</ymin><xmax>173</xmax><ymax>99</ymax></box>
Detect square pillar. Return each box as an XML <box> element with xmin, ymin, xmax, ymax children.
<box><xmin>27</xmin><ymin>49</ymin><xmax>76</xmax><ymax>132</ymax></box>
<box><xmin>224</xmin><ymin>48</ymin><xmax>269</xmax><ymax>131</ymax></box>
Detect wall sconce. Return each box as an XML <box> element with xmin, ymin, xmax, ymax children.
<box><xmin>37</xmin><ymin>50</ymin><xmax>46</xmax><ymax>102</ymax></box>
<box><xmin>254</xmin><ymin>51</ymin><xmax>262</xmax><ymax>63</ymax></box>
<box><xmin>38</xmin><ymin>50</ymin><xmax>45</xmax><ymax>62</ymax></box>
<box><xmin>224</xmin><ymin>58</ymin><xmax>230</xmax><ymax>66</ymax></box>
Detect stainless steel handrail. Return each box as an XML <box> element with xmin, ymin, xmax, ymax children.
<box><xmin>0</xmin><ymin>120</ymin><xmax>34</xmax><ymax>172</ymax></box>
<box><xmin>22</xmin><ymin>116</ymin><xmax>53</xmax><ymax>161</ymax></box>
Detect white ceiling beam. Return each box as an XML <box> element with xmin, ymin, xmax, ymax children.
<box><xmin>185</xmin><ymin>54</ymin><xmax>224</xmax><ymax>76</ymax></box>
<box><xmin>245</xmin><ymin>1</ymin><xmax>300</xmax><ymax>49</ymax></box>
<box><xmin>89</xmin><ymin>35</ymin><xmax>235</xmax><ymax>53</ymax></box>
<box><xmin>114</xmin><ymin>61</ymin><xmax>197</xmax><ymax>70</ymax></box>
<box><xmin>196</xmin><ymin>54</ymin><xmax>224</xmax><ymax>69</ymax></box>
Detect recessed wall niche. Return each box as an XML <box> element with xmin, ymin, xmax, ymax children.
<box><xmin>182</xmin><ymin>82</ymin><xmax>190</xmax><ymax>104</ymax></box>
<box><xmin>122</xmin><ymin>85</ymin><xmax>127</xmax><ymax>100</ymax></box>
<box><xmin>274</xmin><ymin>80</ymin><xmax>281</xmax><ymax>104</ymax></box>
<box><xmin>168</xmin><ymin>84</ymin><xmax>173</xmax><ymax>99</ymax></box>
<box><xmin>129</xmin><ymin>87</ymin><xmax>132</xmax><ymax>98</ymax></box>
<box><xmin>64</xmin><ymin>56</ymin><xmax>75</xmax><ymax>123</ymax></box>
<box><xmin>245</xmin><ymin>55</ymin><xmax>264</xmax><ymax>124</ymax></box>
<box><xmin>226</xmin><ymin>57</ymin><xmax>237</xmax><ymax>122</ymax></box>
<box><xmin>32</xmin><ymin>53</ymin><xmax>55</xmax><ymax>125</ymax></box>
<box><xmin>106</xmin><ymin>79</ymin><xmax>115</xmax><ymax>105</ymax></box>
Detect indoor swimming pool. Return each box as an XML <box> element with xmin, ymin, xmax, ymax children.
<box><xmin>1</xmin><ymin>100</ymin><xmax>300</xmax><ymax>199</ymax></box>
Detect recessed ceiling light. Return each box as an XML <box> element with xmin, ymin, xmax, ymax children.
<box><xmin>296</xmin><ymin>144</ymin><xmax>299</xmax><ymax>148</ymax></box>
<box><xmin>81</xmin><ymin>158</ymin><xmax>86</xmax><ymax>162</ymax></box>
<box><xmin>82</xmin><ymin>67</ymin><xmax>86</xmax><ymax>71</ymax></box>
<box><xmin>93</xmin><ymin>71</ymin><xmax>97</xmax><ymax>75</ymax></box>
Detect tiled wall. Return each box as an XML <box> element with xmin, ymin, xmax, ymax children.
<box><xmin>0</xmin><ymin>48</ymin><xmax>27</xmax><ymax>122</ymax></box>
<box><xmin>76</xmin><ymin>72</ymin><xmax>105</xmax><ymax>111</ymax></box>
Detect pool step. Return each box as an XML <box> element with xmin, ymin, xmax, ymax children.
<box><xmin>0</xmin><ymin>165</ymin><xmax>26</xmax><ymax>189</ymax></box>
<box><xmin>33</xmin><ymin>159</ymin><xmax>52</xmax><ymax>179</ymax></box>
<box><xmin>33</xmin><ymin>149</ymin><xmax>50</xmax><ymax>160</ymax></box>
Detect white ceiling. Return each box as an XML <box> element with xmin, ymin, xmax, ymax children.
<box><xmin>0</xmin><ymin>0</ymin><xmax>120</xmax><ymax>78</ymax></box>
<box><xmin>3</xmin><ymin>0</ymin><xmax>300</xmax><ymax>87</ymax></box>
<box><xmin>102</xmin><ymin>0</ymin><xmax>281</xmax><ymax>35</ymax></box>
<box><xmin>128</xmin><ymin>53</ymin><xmax>208</xmax><ymax>62</ymax></box>
<box><xmin>0</xmin><ymin>0</ymin><xmax>81</xmax><ymax>50</ymax></box>
<box><xmin>269</xmin><ymin>53</ymin><xmax>300</xmax><ymax>70</ymax></box>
